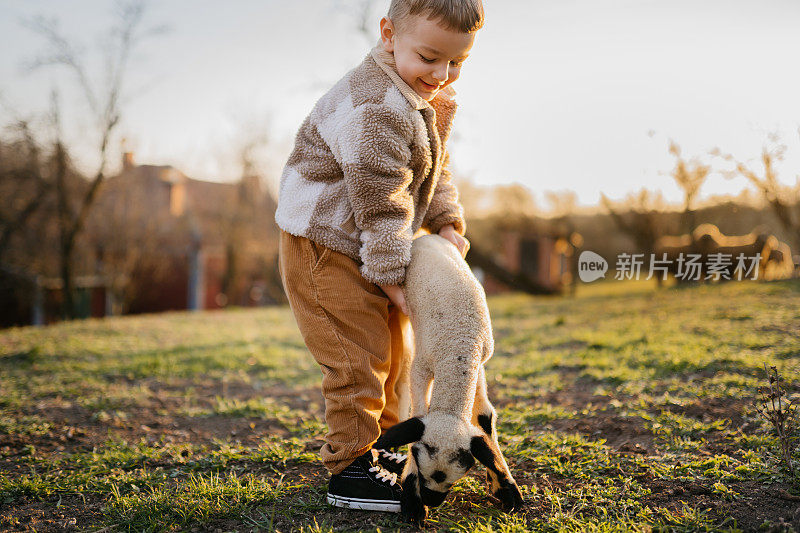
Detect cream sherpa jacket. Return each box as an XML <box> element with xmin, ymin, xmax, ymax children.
<box><xmin>274</xmin><ymin>45</ymin><xmax>466</xmax><ymax>286</ymax></box>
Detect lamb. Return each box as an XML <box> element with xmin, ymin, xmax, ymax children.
<box><xmin>375</xmin><ymin>234</ymin><xmax>523</xmax><ymax>524</ymax></box>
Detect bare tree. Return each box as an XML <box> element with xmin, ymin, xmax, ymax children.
<box><xmin>449</xmin><ymin>176</ymin><xmax>483</xmax><ymax>218</ymax></box>
<box><xmin>668</xmin><ymin>141</ymin><xmax>710</xmax><ymax>234</ymax></box>
<box><xmin>204</xmin><ymin>115</ymin><xmax>283</xmax><ymax>306</ymax></box>
<box><xmin>715</xmin><ymin>133</ymin><xmax>800</xmax><ymax>250</ymax></box>
<box><xmin>544</xmin><ymin>190</ymin><xmax>582</xmax><ymax>295</ymax></box>
<box><xmin>601</xmin><ymin>189</ymin><xmax>669</xmax><ymax>257</ymax></box>
<box><xmin>490</xmin><ymin>183</ymin><xmax>538</xmax><ymax>224</ymax></box>
<box><xmin>544</xmin><ymin>190</ymin><xmax>579</xmax><ymax>239</ymax></box>
<box><xmin>544</xmin><ymin>190</ymin><xmax>578</xmax><ymax>221</ymax></box>
<box><xmin>336</xmin><ymin>0</ymin><xmax>382</xmax><ymax>43</ymax></box>
<box><xmin>24</xmin><ymin>1</ymin><xmax>161</xmax><ymax>319</ymax></box>
<box><xmin>236</xmin><ymin>139</ymin><xmax>282</xmax><ymax>304</ymax></box>
<box><xmin>0</xmin><ymin>120</ymin><xmax>53</xmax><ymax>261</ymax></box>
<box><xmin>222</xmin><ymin>153</ymin><xmax>265</xmax><ymax>305</ymax></box>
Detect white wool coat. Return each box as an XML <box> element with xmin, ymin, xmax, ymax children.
<box><xmin>403</xmin><ymin>234</ymin><xmax>493</xmax><ymax>418</ymax></box>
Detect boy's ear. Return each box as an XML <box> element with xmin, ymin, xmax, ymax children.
<box><xmin>379</xmin><ymin>16</ymin><xmax>395</xmax><ymax>53</ymax></box>
<box><xmin>375</xmin><ymin>417</ymin><xmax>425</xmax><ymax>449</ymax></box>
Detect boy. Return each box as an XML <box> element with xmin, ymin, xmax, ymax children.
<box><xmin>275</xmin><ymin>0</ymin><xmax>482</xmax><ymax>512</ymax></box>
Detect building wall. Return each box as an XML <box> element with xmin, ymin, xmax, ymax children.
<box><xmin>479</xmin><ymin>232</ymin><xmax>569</xmax><ymax>294</ymax></box>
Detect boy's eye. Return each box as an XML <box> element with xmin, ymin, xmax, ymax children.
<box><xmin>450</xmin><ymin>60</ymin><xmax>463</xmax><ymax>67</ymax></box>
<box><xmin>419</xmin><ymin>54</ymin><xmax>435</xmax><ymax>63</ymax></box>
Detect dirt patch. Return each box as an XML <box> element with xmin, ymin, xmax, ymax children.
<box><xmin>644</xmin><ymin>478</ymin><xmax>800</xmax><ymax>531</ymax></box>
<box><xmin>550</xmin><ymin>415</ymin><xmax>655</xmax><ymax>454</ymax></box>
<box><xmin>491</xmin><ymin>373</ymin><xmax>618</xmax><ymax>412</ymax></box>
<box><xmin>140</xmin><ymin>377</ymin><xmax>324</xmax><ymax>412</ymax></box>
<box><xmin>0</xmin><ymin>493</ymin><xmax>107</xmax><ymax>533</ymax></box>
<box><xmin>2</xmin><ymin>377</ymin><xmax>327</xmax><ymax>459</ymax></box>
<box><xmin>714</xmin><ymin>481</ymin><xmax>800</xmax><ymax>531</ymax></box>
<box><xmin>542</xmin><ymin>387</ymin><xmax>616</xmax><ymax>411</ymax></box>
<box><xmin>659</xmin><ymin>397</ymin><xmax>752</xmax><ymax>427</ymax></box>
<box><xmin>0</xmin><ymin>406</ymin><xmax>299</xmax><ymax>465</ymax></box>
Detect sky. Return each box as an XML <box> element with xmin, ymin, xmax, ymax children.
<box><xmin>1</xmin><ymin>0</ymin><xmax>799</xmax><ymax>210</ymax></box>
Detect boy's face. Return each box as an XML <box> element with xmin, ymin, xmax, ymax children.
<box><xmin>380</xmin><ymin>14</ymin><xmax>476</xmax><ymax>101</ymax></box>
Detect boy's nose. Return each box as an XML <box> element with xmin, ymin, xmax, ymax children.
<box><xmin>432</xmin><ymin>64</ymin><xmax>449</xmax><ymax>83</ymax></box>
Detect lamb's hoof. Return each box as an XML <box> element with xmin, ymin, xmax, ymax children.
<box><xmin>494</xmin><ymin>481</ymin><xmax>523</xmax><ymax>512</ymax></box>
<box><xmin>401</xmin><ymin>504</ymin><xmax>428</xmax><ymax>527</ymax></box>
<box><xmin>401</xmin><ymin>492</ymin><xmax>427</xmax><ymax>526</ymax></box>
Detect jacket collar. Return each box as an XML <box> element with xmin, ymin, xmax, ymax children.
<box><xmin>370</xmin><ymin>44</ymin><xmax>457</xmax><ymax>111</ymax></box>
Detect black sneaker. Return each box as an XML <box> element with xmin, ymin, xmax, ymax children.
<box><xmin>327</xmin><ymin>449</ymin><xmax>402</xmax><ymax>512</ymax></box>
<box><xmin>374</xmin><ymin>447</ymin><xmax>407</xmax><ymax>476</ymax></box>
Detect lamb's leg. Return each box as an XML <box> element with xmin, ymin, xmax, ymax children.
<box><xmin>393</xmin><ymin>359</ymin><xmax>430</xmax><ymax>524</ymax></box>
<box><xmin>471</xmin><ymin>365</ymin><xmax>523</xmax><ymax>511</ymax></box>
<box><xmin>410</xmin><ymin>361</ymin><xmax>433</xmax><ymax>418</ymax></box>
<box><xmin>395</xmin><ymin>315</ymin><xmax>414</xmax><ymax>420</ymax></box>
<box><xmin>399</xmin><ymin>443</ymin><xmax>427</xmax><ymax>525</ymax></box>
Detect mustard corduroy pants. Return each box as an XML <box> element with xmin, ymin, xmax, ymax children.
<box><xmin>278</xmin><ymin>230</ymin><xmax>409</xmax><ymax>474</ymax></box>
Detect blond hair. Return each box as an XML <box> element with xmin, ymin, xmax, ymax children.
<box><xmin>388</xmin><ymin>0</ymin><xmax>484</xmax><ymax>33</ymax></box>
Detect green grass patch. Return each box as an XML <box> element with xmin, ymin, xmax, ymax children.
<box><xmin>1</xmin><ymin>279</ymin><xmax>800</xmax><ymax>530</ymax></box>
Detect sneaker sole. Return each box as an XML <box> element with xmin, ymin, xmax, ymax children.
<box><xmin>326</xmin><ymin>493</ymin><xmax>401</xmax><ymax>512</ymax></box>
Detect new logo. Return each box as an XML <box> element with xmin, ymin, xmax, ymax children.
<box><xmin>578</xmin><ymin>251</ymin><xmax>608</xmax><ymax>282</ymax></box>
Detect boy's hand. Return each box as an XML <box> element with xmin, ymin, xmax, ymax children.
<box><xmin>379</xmin><ymin>283</ymin><xmax>409</xmax><ymax>316</ymax></box>
<box><xmin>438</xmin><ymin>224</ymin><xmax>470</xmax><ymax>258</ymax></box>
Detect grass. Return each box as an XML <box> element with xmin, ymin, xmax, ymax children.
<box><xmin>1</xmin><ymin>278</ymin><xmax>800</xmax><ymax>531</ymax></box>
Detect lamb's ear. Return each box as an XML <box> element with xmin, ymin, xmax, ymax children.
<box><xmin>470</xmin><ymin>435</ymin><xmax>504</xmax><ymax>476</ymax></box>
<box><xmin>375</xmin><ymin>417</ymin><xmax>425</xmax><ymax>449</ymax></box>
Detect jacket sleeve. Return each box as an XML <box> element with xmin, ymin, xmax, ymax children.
<box><xmin>341</xmin><ymin>103</ymin><xmax>415</xmax><ymax>286</ymax></box>
<box><xmin>422</xmin><ymin>148</ymin><xmax>466</xmax><ymax>235</ymax></box>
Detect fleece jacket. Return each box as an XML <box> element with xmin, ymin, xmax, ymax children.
<box><xmin>274</xmin><ymin>45</ymin><xmax>466</xmax><ymax>285</ymax></box>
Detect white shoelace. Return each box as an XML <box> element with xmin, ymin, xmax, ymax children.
<box><xmin>377</xmin><ymin>448</ymin><xmax>407</xmax><ymax>464</ymax></box>
<box><xmin>369</xmin><ymin>465</ymin><xmax>398</xmax><ymax>486</ymax></box>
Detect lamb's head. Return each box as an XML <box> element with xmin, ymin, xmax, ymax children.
<box><xmin>374</xmin><ymin>414</ymin><xmax>484</xmax><ymax>514</ymax></box>
<box><xmin>408</xmin><ymin>413</ymin><xmax>477</xmax><ymax>507</ymax></box>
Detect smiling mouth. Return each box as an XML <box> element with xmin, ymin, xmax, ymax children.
<box><xmin>420</xmin><ymin>80</ymin><xmax>440</xmax><ymax>90</ymax></box>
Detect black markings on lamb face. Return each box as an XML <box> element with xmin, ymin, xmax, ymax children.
<box><xmin>422</xmin><ymin>442</ymin><xmax>438</xmax><ymax>455</ymax></box>
<box><xmin>411</xmin><ymin>445</ymin><xmax>421</xmax><ymax>465</ymax></box>
<box><xmin>477</xmin><ymin>413</ymin><xmax>494</xmax><ymax>436</ymax></box>
<box><xmin>452</xmin><ymin>448</ymin><xmax>475</xmax><ymax>470</ymax></box>
<box><xmin>431</xmin><ymin>470</ymin><xmax>446</xmax><ymax>483</ymax></box>
<box><xmin>420</xmin><ymin>484</ymin><xmax>449</xmax><ymax>507</ymax></box>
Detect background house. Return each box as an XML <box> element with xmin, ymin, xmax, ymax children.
<box><xmin>87</xmin><ymin>152</ymin><xmax>282</xmax><ymax>316</ymax></box>
<box><xmin>469</xmin><ymin>231</ymin><xmax>575</xmax><ymax>295</ymax></box>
